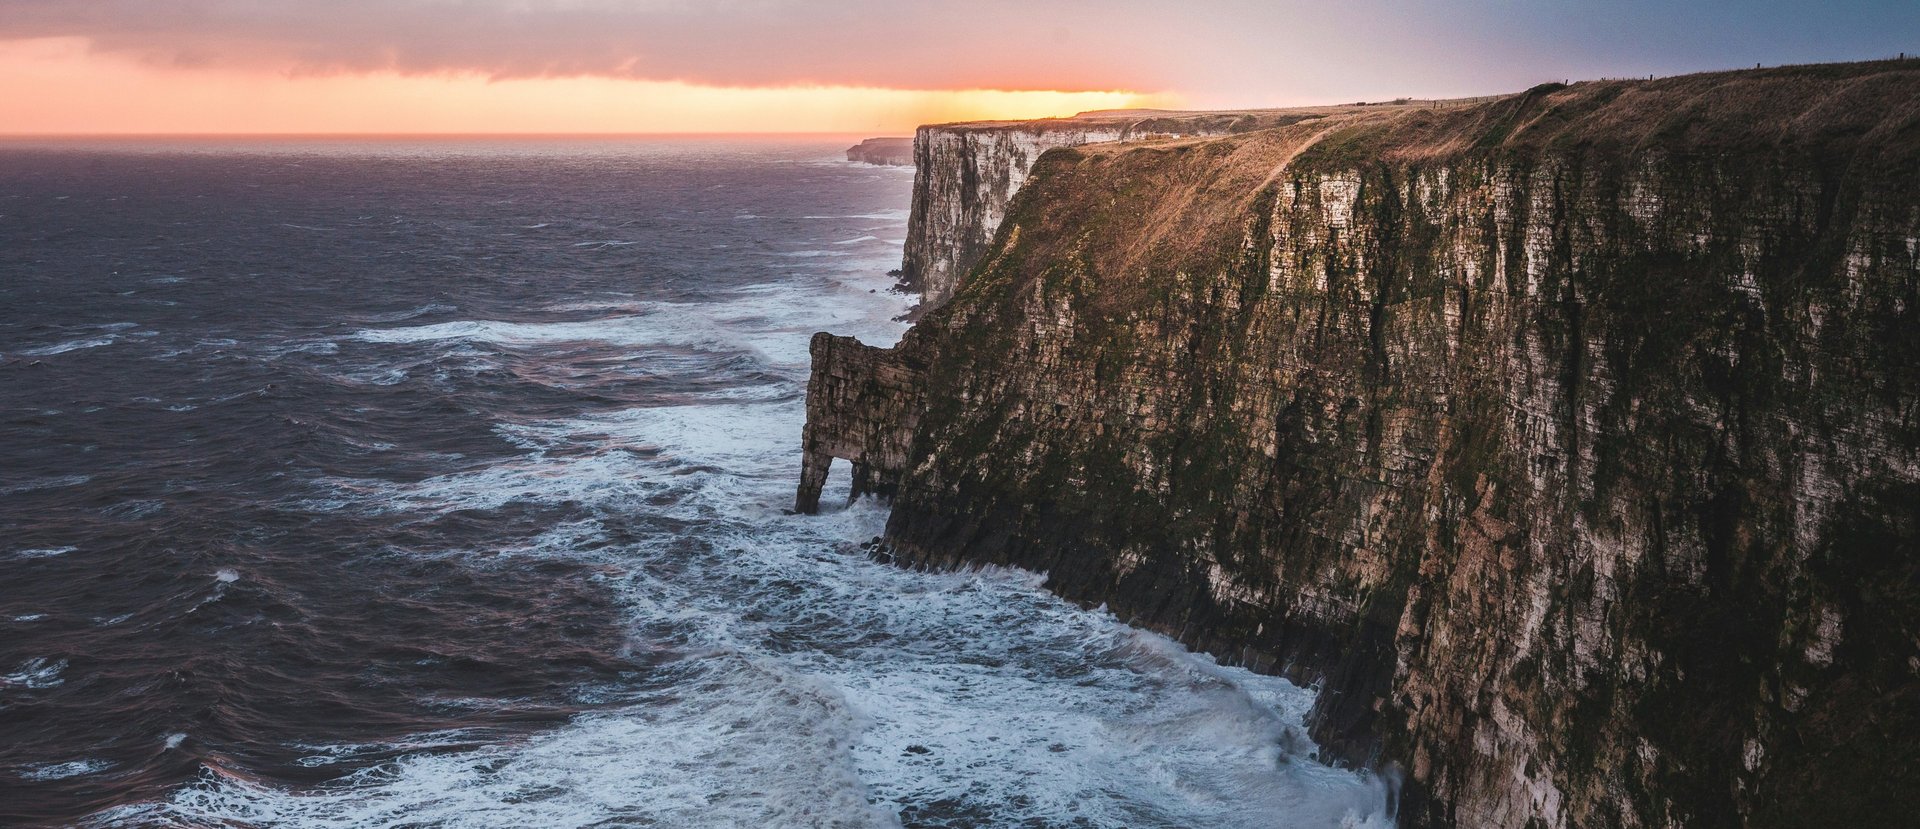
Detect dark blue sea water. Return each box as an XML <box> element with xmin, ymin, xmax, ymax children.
<box><xmin>0</xmin><ymin>137</ymin><xmax>1391</xmax><ymax>828</ymax></box>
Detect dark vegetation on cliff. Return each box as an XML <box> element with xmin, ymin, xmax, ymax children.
<box><xmin>804</xmin><ymin>61</ymin><xmax>1920</xmax><ymax>828</ymax></box>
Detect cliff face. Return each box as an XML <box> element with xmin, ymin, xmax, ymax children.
<box><xmin>803</xmin><ymin>63</ymin><xmax>1920</xmax><ymax>828</ymax></box>
<box><xmin>899</xmin><ymin>110</ymin><xmax>1317</xmax><ymax>310</ymax></box>
<box><xmin>795</xmin><ymin>333</ymin><xmax>925</xmax><ymax>513</ymax></box>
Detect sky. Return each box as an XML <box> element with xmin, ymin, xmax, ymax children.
<box><xmin>0</xmin><ymin>0</ymin><xmax>1914</xmax><ymax>134</ymax></box>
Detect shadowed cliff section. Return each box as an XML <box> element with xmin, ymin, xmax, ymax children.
<box><xmin>803</xmin><ymin>61</ymin><xmax>1920</xmax><ymax>828</ymax></box>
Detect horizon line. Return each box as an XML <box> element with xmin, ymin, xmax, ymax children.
<box><xmin>0</xmin><ymin>130</ymin><xmax>920</xmax><ymax>139</ymax></box>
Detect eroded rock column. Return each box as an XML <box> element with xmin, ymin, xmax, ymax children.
<box><xmin>792</xmin><ymin>332</ymin><xmax>926</xmax><ymax>514</ymax></box>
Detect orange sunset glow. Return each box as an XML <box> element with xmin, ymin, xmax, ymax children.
<box><xmin>0</xmin><ymin>38</ymin><xmax>1175</xmax><ymax>134</ymax></box>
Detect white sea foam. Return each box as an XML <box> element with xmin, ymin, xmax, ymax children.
<box><xmin>20</xmin><ymin>759</ymin><xmax>113</xmax><ymax>781</ymax></box>
<box><xmin>236</xmin><ymin>269</ymin><xmax>1389</xmax><ymax>828</ymax></box>
<box><xmin>127</xmin><ymin>688</ymin><xmax>897</xmax><ymax>829</ymax></box>
<box><xmin>163</xmin><ymin>454</ymin><xmax>1393</xmax><ymax>827</ymax></box>
<box><xmin>14</xmin><ymin>546</ymin><xmax>78</xmax><ymax>559</ymax></box>
<box><xmin>350</xmin><ymin>314</ymin><xmax>744</xmax><ymax>360</ymax></box>
<box><xmin>353</xmin><ymin>317</ymin><xmax>666</xmax><ymax>346</ymax></box>
<box><xmin>4</xmin><ymin>657</ymin><xmax>68</xmax><ymax>689</ymax></box>
<box><xmin>126</xmin><ymin>162</ymin><xmax>1388</xmax><ymax>828</ymax></box>
<box><xmin>14</xmin><ymin>323</ymin><xmax>144</xmax><ymax>358</ymax></box>
<box><xmin>19</xmin><ymin>335</ymin><xmax>119</xmax><ymax>356</ymax></box>
<box><xmin>0</xmin><ymin>474</ymin><xmax>92</xmax><ymax>495</ymax></box>
<box><xmin>335</xmin><ymin>365</ymin><xmax>412</xmax><ymax>386</ymax></box>
<box><xmin>152</xmin><ymin>336</ymin><xmax>251</xmax><ymax>361</ymax></box>
<box><xmin>538</xmin><ymin>298</ymin><xmax>642</xmax><ymax>313</ymax></box>
<box><xmin>349</xmin><ymin>275</ymin><xmax>901</xmax><ymax>370</ymax></box>
<box><xmin>801</xmin><ymin>210</ymin><xmax>911</xmax><ymax>221</ymax></box>
<box><xmin>361</xmin><ymin>304</ymin><xmax>457</xmax><ymax>324</ymax></box>
<box><xmin>102</xmin><ymin>499</ymin><xmax>165</xmax><ymax>519</ymax></box>
<box><xmin>771</xmin><ymin>249</ymin><xmax>854</xmax><ymax>258</ymax></box>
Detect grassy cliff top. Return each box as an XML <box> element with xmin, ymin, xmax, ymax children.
<box><xmin>932</xmin><ymin>59</ymin><xmax>1919</xmax><ymax>162</ymax></box>
<box><xmin>933</xmin><ymin>59</ymin><xmax>1920</xmax><ymax>319</ymax></box>
<box><xmin>1288</xmin><ymin>59</ymin><xmax>1920</xmax><ymax>167</ymax></box>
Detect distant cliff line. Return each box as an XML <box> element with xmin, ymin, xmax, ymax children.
<box><xmin>846</xmin><ymin>136</ymin><xmax>914</xmax><ymax>166</ymax></box>
<box><xmin>802</xmin><ymin>60</ymin><xmax>1920</xmax><ymax>828</ymax></box>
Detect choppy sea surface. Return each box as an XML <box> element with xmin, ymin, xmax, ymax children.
<box><xmin>0</xmin><ymin>136</ymin><xmax>1393</xmax><ymax>828</ymax></box>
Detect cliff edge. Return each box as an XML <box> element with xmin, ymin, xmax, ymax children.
<box><xmin>802</xmin><ymin>62</ymin><xmax>1920</xmax><ymax>828</ymax></box>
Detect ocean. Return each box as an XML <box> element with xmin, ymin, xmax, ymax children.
<box><xmin>0</xmin><ymin>136</ymin><xmax>1392</xmax><ymax>828</ymax></box>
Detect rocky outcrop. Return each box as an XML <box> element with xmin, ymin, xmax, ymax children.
<box><xmin>900</xmin><ymin>109</ymin><xmax>1325</xmax><ymax>311</ymax></box>
<box><xmin>794</xmin><ymin>332</ymin><xmax>927</xmax><ymax>514</ymax></box>
<box><xmin>846</xmin><ymin>137</ymin><xmax>914</xmax><ymax>166</ymax></box>
<box><xmin>800</xmin><ymin>62</ymin><xmax>1920</xmax><ymax>827</ymax></box>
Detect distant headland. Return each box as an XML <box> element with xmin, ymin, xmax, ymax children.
<box><xmin>845</xmin><ymin>137</ymin><xmax>913</xmax><ymax>166</ymax></box>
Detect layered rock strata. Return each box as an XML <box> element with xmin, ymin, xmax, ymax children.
<box><xmin>795</xmin><ymin>333</ymin><xmax>926</xmax><ymax>514</ymax></box>
<box><xmin>802</xmin><ymin>62</ymin><xmax>1920</xmax><ymax>827</ymax></box>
